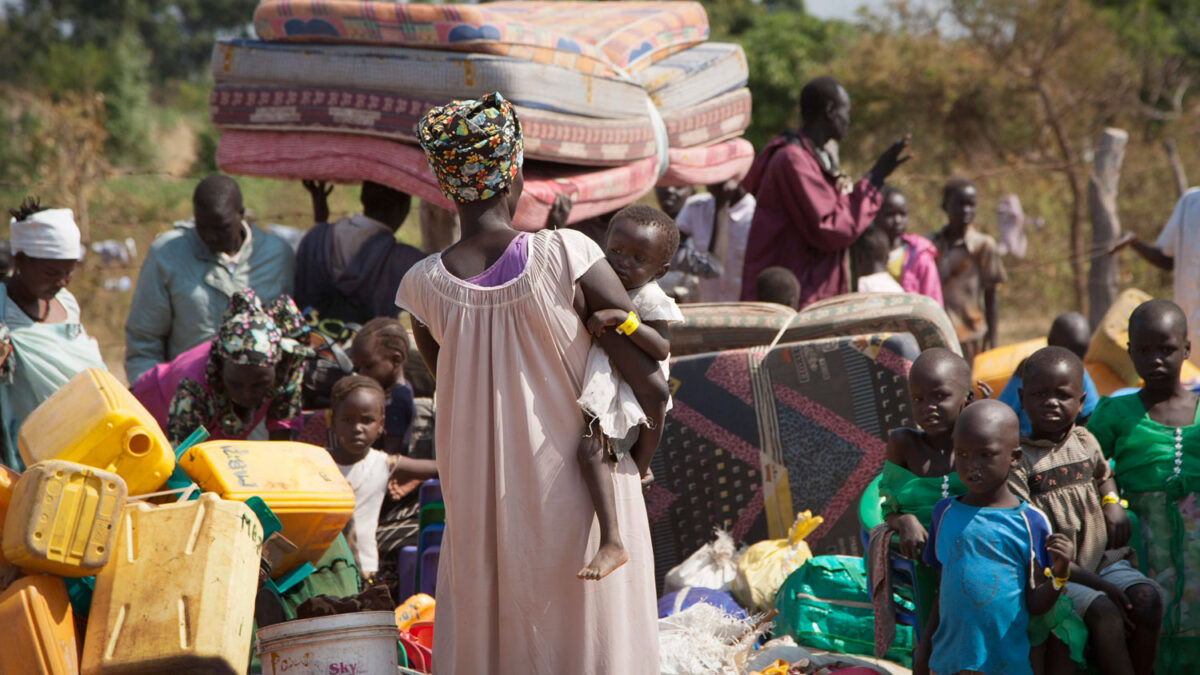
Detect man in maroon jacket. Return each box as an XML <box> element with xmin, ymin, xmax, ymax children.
<box><xmin>740</xmin><ymin>76</ymin><xmax>910</xmax><ymax>307</ymax></box>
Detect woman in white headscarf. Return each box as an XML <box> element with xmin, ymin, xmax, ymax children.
<box><xmin>0</xmin><ymin>197</ymin><xmax>106</xmax><ymax>469</ymax></box>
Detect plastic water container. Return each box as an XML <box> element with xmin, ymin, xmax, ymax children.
<box><xmin>81</xmin><ymin>493</ymin><xmax>263</xmax><ymax>674</ymax></box>
<box><xmin>18</xmin><ymin>369</ymin><xmax>174</xmax><ymax>495</ymax></box>
<box><xmin>1087</xmin><ymin>288</ymin><xmax>1154</xmax><ymax>387</ymax></box>
<box><xmin>0</xmin><ymin>574</ymin><xmax>80</xmax><ymax>674</ymax></box>
<box><xmin>178</xmin><ymin>441</ymin><xmax>354</xmax><ymax>578</ymax></box>
<box><xmin>394</xmin><ymin>593</ymin><xmax>435</xmax><ymax>632</ymax></box>
<box><xmin>972</xmin><ymin>337</ymin><xmax>1046</xmax><ymax>398</ymax></box>
<box><xmin>0</xmin><ymin>463</ymin><xmax>19</xmax><ymax>587</ymax></box>
<box><xmin>256</xmin><ymin>611</ymin><xmax>399</xmax><ymax>675</ymax></box>
<box><xmin>2</xmin><ymin>460</ymin><xmax>126</xmax><ymax>578</ymax></box>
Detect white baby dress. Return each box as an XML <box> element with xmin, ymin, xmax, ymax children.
<box><xmin>578</xmin><ymin>281</ymin><xmax>684</xmax><ymax>456</ymax></box>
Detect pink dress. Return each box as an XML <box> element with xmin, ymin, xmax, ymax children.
<box><xmin>395</xmin><ymin>229</ymin><xmax>658</xmax><ymax>675</ymax></box>
<box><xmin>895</xmin><ymin>234</ymin><xmax>943</xmax><ymax>306</ymax></box>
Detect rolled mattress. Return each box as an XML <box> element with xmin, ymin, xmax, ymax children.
<box><xmin>637</xmin><ymin>42</ymin><xmax>748</xmax><ymax>113</ymax></box>
<box><xmin>210</xmin><ymin>84</ymin><xmax>656</xmax><ymax>166</ymax></box>
<box><xmin>216</xmin><ymin>129</ymin><xmax>657</xmax><ymax>231</ymax></box>
<box><xmin>663</xmin><ymin>87</ymin><xmax>751</xmax><ymax>148</ymax></box>
<box><xmin>657</xmin><ymin>137</ymin><xmax>755</xmax><ymax>187</ymax></box>
<box><xmin>252</xmin><ymin>0</ymin><xmax>709</xmax><ymax>78</ymax></box>
<box><xmin>211</xmin><ymin>39</ymin><xmax>648</xmax><ymax>120</ymax></box>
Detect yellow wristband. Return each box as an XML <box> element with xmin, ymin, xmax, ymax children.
<box><xmin>616</xmin><ymin>311</ymin><xmax>640</xmax><ymax>336</ymax></box>
<box><xmin>1101</xmin><ymin>493</ymin><xmax>1129</xmax><ymax>508</ymax></box>
<box><xmin>1044</xmin><ymin>567</ymin><xmax>1070</xmax><ymax>590</ymax></box>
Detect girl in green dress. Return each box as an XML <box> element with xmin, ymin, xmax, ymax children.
<box><xmin>1090</xmin><ymin>299</ymin><xmax>1198</xmax><ymax>670</ymax></box>
<box><xmin>882</xmin><ymin>347</ymin><xmax>972</xmax><ymax>555</ymax></box>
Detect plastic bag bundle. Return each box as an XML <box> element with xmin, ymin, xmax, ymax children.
<box><xmin>732</xmin><ymin>511</ymin><xmax>822</xmax><ymax>613</ymax></box>
<box><xmin>658</xmin><ymin>603</ymin><xmax>772</xmax><ymax>675</ymax></box>
<box><xmin>664</xmin><ymin>529</ymin><xmax>740</xmax><ymax>594</ymax></box>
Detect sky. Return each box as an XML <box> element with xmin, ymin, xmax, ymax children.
<box><xmin>803</xmin><ymin>0</ymin><xmax>887</xmax><ymax>21</ymax></box>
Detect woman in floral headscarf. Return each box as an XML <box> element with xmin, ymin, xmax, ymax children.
<box><xmin>131</xmin><ymin>289</ymin><xmax>308</xmax><ymax>444</ymax></box>
<box><xmin>394</xmin><ymin>93</ymin><xmax>662</xmax><ymax>673</ymax></box>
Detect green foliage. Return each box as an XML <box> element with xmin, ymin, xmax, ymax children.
<box><xmin>99</xmin><ymin>32</ymin><xmax>156</xmax><ymax>166</ymax></box>
<box><xmin>1090</xmin><ymin>0</ymin><xmax>1200</xmax><ymax>123</ymax></box>
<box><xmin>704</xmin><ymin>0</ymin><xmax>853</xmax><ymax>147</ymax></box>
<box><xmin>1</xmin><ymin>0</ymin><xmax>257</xmax><ymax>85</ymax></box>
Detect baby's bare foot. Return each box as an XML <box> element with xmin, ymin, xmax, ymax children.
<box><xmin>577</xmin><ymin>543</ymin><xmax>629</xmax><ymax>581</ymax></box>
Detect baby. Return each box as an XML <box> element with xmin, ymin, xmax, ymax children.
<box><xmin>919</xmin><ymin>400</ymin><xmax>1073</xmax><ymax>675</ymax></box>
<box><xmin>577</xmin><ymin>205</ymin><xmax>684</xmax><ymax>580</ymax></box>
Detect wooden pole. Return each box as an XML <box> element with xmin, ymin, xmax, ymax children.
<box><xmin>1087</xmin><ymin>128</ymin><xmax>1128</xmax><ymax>330</ymax></box>
<box><xmin>1163</xmin><ymin>138</ymin><xmax>1189</xmax><ymax>199</ymax></box>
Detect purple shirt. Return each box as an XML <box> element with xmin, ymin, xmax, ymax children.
<box><xmin>465</xmin><ymin>233</ymin><xmax>530</xmax><ymax>287</ymax></box>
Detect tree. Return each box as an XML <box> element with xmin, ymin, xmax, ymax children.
<box><xmin>703</xmin><ymin>0</ymin><xmax>853</xmax><ymax>147</ymax></box>
<box><xmin>830</xmin><ymin>0</ymin><xmax>1137</xmax><ymax>314</ymax></box>
<box><xmin>0</xmin><ymin>0</ymin><xmax>257</xmax><ymax>85</ymax></box>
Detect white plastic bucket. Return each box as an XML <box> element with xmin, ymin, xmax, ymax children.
<box><xmin>257</xmin><ymin>610</ymin><xmax>398</xmax><ymax>675</ymax></box>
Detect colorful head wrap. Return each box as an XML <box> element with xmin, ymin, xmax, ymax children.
<box><xmin>214</xmin><ymin>289</ymin><xmax>307</xmax><ymax>367</ymax></box>
<box><xmin>185</xmin><ymin>290</ymin><xmax>310</xmax><ymax>442</ymax></box>
<box><xmin>418</xmin><ymin>92</ymin><xmax>523</xmax><ymax>204</ymax></box>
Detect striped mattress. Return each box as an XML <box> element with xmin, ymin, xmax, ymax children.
<box><xmin>211</xmin><ymin>39</ymin><xmax>648</xmax><ymax>120</ymax></box>
<box><xmin>215</xmin><ymin>129</ymin><xmax>657</xmax><ymax>231</ymax></box>
<box><xmin>663</xmin><ymin>87</ymin><xmax>751</xmax><ymax>148</ymax></box>
<box><xmin>669</xmin><ymin>294</ymin><xmax>962</xmax><ymax>357</ymax></box>
<box><xmin>210</xmin><ymin>84</ymin><xmax>656</xmax><ymax>166</ymax></box>
<box><xmin>648</xmin><ymin>332</ymin><xmax>919</xmax><ymax>586</ymax></box>
<box><xmin>658</xmin><ymin>137</ymin><xmax>755</xmax><ymax>187</ymax></box>
<box><xmin>252</xmin><ymin>0</ymin><xmax>709</xmax><ymax>78</ymax></box>
<box><xmin>637</xmin><ymin>42</ymin><xmax>748</xmax><ymax>113</ymax></box>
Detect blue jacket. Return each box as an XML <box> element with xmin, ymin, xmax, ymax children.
<box><xmin>124</xmin><ymin>221</ymin><xmax>295</xmax><ymax>384</ymax></box>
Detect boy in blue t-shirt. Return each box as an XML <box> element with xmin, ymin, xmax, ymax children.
<box><xmin>918</xmin><ymin>400</ymin><xmax>1074</xmax><ymax>675</ymax></box>
<box><xmin>996</xmin><ymin>312</ymin><xmax>1098</xmax><ymax>436</ymax></box>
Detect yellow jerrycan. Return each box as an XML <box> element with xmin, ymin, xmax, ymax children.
<box><xmin>81</xmin><ymin>493</ymin><xmax>263</xmax><ymax>674</ymax></box>
<box><xmin>18</xmin><ymin>368</ymin><xmax>174</xmax><ymax>495</ymax></box>
<box><xmin>2</xmin><ymin>460</ymin><xmax>126</xmax><ymax>578</ymax></box>
<box><xmin>178</xmin><ymin>440</ymin><xmax>354</xmax><ymax>579</ymax></box>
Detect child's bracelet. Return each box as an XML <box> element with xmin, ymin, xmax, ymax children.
<box><xmin>616</xmin><ymin>311</ymin><xmax>640</xmax><ymax>336</ymax></box>
<box><xmin>1100</xmin><ymin>492</ymin><xmax>1129</xmax><ymax>508</ymax></box>
<box><xmin>1043</xmin><ymin>567</ymin><xmax>1070</xmax><ymax>591</ymax></box>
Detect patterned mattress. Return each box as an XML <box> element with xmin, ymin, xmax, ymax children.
<box><xmin>663</xmin><ymin>87</ymin><xmax>751</xmax><ymax>148</ymax></box>
<box><xmin>637</xmin><ymin>42</ymin><xmax>748</xmax><ymax>113</ymax></box>
<box><xmin>648</xmin><ymin>332</ymin><xmax>918</xmax><ymax>590</ymax></box>
<box><xmin>252</xmin><ymin>1</ymin><xmax>709</xmax><ymax>78</ymax></box>
<box><xmin>210</xmin><ymin>84</ymin><xmax>657</xmax><ymax>166</ymax></box>
<box><xmin>211</xmin><ymin>39</ymin><xmax>648</xmax><ymax>120</ymax></box>
<box><xmin>670</xmin><ymin>294</ymin><xmax>961</xmax><ymax>357</ymax></box>
<box><xmin>215</xmin><ymin>129</ymin><xmax>657</xmax><ymax>230</ymax></box>
<box><xmin>657</xmin><ymin>137</ymin><xmax>755</xmax><ymax>187</ymax></box>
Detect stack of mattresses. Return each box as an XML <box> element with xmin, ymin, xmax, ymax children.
<box><xmin>635</xmin><ymin>41</ymin><xmax>754</xmax><ymax>187</ymax></box>
<box><xmin>210</xmin><ymin>1</ymin><xmax>754</xmax><ymax>227</ymax></box>
<box><xmin>648</xmin><ymin>332</ymin><xmax>919</xmax><ymax>591</ymax></box>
